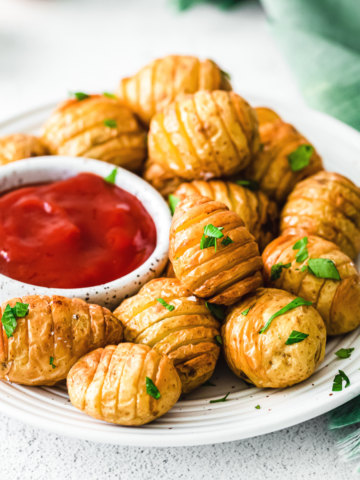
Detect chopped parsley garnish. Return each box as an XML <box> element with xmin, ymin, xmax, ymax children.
<box><xmin>202</xmin><ymin>381</ymin><xmax>216</xmax><ymax>387</ymax></box>
<box><xmin>72</xmin><ymin>92</ymin><xmax>90</xmax><ymax>101</ymax></box>
<box><xmin>241</xmin><ymin>307</ymin><xmax>250</xmax><ymax>316</ymax></box>
<box><xmin>301</xmin><ymin>265</ymin><xmax>308</xmax><ymax>272</ymax></box>
<box><xmin>288</xmin><ymin>145</ymin><xmax>314</xmax><ymax>172</ymax></box>
<box><xmin>50</xmin><ymin>357</ymin><xmax>56</xmax><ymax>369</ymax></box>
<box><xmin>104</xmin><ymin>168</ymin><xmax>117</xmax><ymax>184</ymax></box>
<box><xmin>103</xmin><ymin>119</ymin><xmax>117</xmax><ymax>128</ymax></box>
<box><xmin>220</xmin><ymin>69</ymin><xmax>231</xmax><ymax>81</ymax></box>
<box><xmin>270</xmin><ymin>262</ymin><xmax>291</xmax><ymax>281</ymax></box>
<box><xmin>205</xmin><ymin>302</ymin><xmax>226</xmax><ymax>321</ymax></box>
<box><xmin>307</xmin><ymin>258</ymin><xmax>341</xmax><ymax>280</ymax></box>
<box><xmin>200</xmin><ymin>224</ymin><xmax>224</xmax><ymax>252</ymax></box>
<box><xmin>215</xmin><ymin>335</ymin><xmax>222</xmax><ymax>346</ymax></box>
<box><xmin>293</xmin><ymin>237</ymin><xmax>309</xmax><ymax>263</ymax></box>
<box><xmin>332</xmin><ymin>370</ymin><xmax>350</xmax><ymax>392</ymax></box>
<box><xmin>335</xmin><ymin>348</ymin><xmax>354</xmax><ymax>359</ymax></box>
<box><xmin>1</xmin><ymin>302</ymin><xmax>29</xmax><ymax>338</ymax></box>
<box><xmin>103</xmin><ymin>92</ymin><xmax>117</xmax><ymax>99</ymax></box>
<box><xmin>169</xmin><ymin>195</ymin><xmax>181</xmax><ymax>215</ymax></box>
<box><xmin>255</xmin><ymin>405</ymin><xmax>260</xmax><ymax>409</ymax></box>
<box><xmin>235</xmin><ymin>179</ymin><xmax>259</xmax><ymax>191</ymax></box>
<box><xmin>259</xmin><ymin>297</ymin><xmax>312</xmax><ymax>334</ymax></box>
<box><xmin>285</xmin><ymin>330</ymin><xmax>309</xmax><ymax>345</ymax></box>
<box><xmin>146</xmin><ymin>377</ymin><xmax>161</xmax><ymax>399</ymax></box>
<box><xmin>221</xmin><ymin>236</ymin><xmax>233</xmax><ymax>246</ymax></box>
<box><xmin>210</xmin><ymin>392</ymin><xmax>230</xmax><ymax>403</ymax></box>
<box><xmin>156</xmin><ymin>298</ymin><xmax>175</xmax><ymax>312</ymax></box>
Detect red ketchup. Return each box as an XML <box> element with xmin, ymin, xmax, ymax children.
<box><xmin>0</xmin><ymin>173</ymin><xmax>157</xmax><ymax>288</ymax></box>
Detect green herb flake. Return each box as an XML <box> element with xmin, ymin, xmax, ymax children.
<box><xmin>103</xmin><ymin>119</ymin><xmax>117</xmax><ymax>129</ymax></box>
<box><xmin>50</xmin><ymin>357</ymin><xmax>56</xmax><ymax>369</ymax></box>
<box><xmin>206</xmin><ymin>302</ymin><xmax>226</xmax><ymax>321</ymax></box>
<box><xmin>255</xmin><ymin>405</ymin><xmax>260</xmax><ymax>409</ymax></box>
<box><xmin>146</xmin><ymin>376</ymin><xmax>161</xmax><ymax>399</ymax></box>
<box><xmin>215</xmin><ymin>335</ymin><xmax>222</xmax><ymax>346</ymax></box>
<box><xmin>235</xmin><ymin>179</ymin><xmax>260</xmax><ymax>191</ymax></box>
<box><xmin>307</xmin><ymin>258</ymin><xmax>341</xmax><ymax>280</ymax></box>
<box><xmin>200</xmin><ymin>225</ymin><xmax>224</xmax><ymax>252</ymax></box>
<box><xmin>335</xmin><ymin>348</ymin><xmax>354</xmax><ymax>359</ymax></box>
<box><xmin>169</xmin><ymin>195</ymin><xmax>181</xmax><ymax>215</ymax></box>
<box><xmin>332</xmin><ymin>370</ymin><xmax>350</xmax><ymax>392</ymax></box>
<box><xmin>202</xmin><ymin>381</ymin><xmax>216</xmax><ymax>387</ymax></box>
<box><xmin>292</xmin><ymin>237</ymin><xmax>309</xmax><ymax>263</ymax></box>
<box><xmin>1</xmin><ymin>302</ymin><xmax>29</xmax><ymax>338</ymax></box>
<box><xmin>259</xmin><ymin>297</ymin><xmax>312</xmax><ymax>334</ymax></box>
<box><xmin>156</xmin><ymin>298</ymin><xmax>175</xmax><ymax>312</ymax></box>
<box><xmin>270</xmin><ymin>262</ymin><xmax>291</xmax><ymax>282</ymax></box>
<box><xmin>221</xmin><ymin>236</ymin><xmax>233</xmax><ymax>246</ymax></box>
<box><xmin>72</xmin><ymin>92</ymin><xmax>90</xmax><ymax>101</ymax></box>
<box><xmin>210</xmin><ymin>392</ymin><xmax>230</xmax><ymax>403</ymax></box>
<box><xmin>285</xmin><ymin>330</ymin><xmax>309</xmax><ymax>345</ymax></box>
<box><xmin>241</xmin><ymin>307</ymin><xmax>250</xmax><ymax>316</ymax></box>
<box><xmin>103</xmin><ymin>92</ymin><xmax>117</xmax><ymax>99</ymax></box>
<box><xmin>220</xmin><ymin>69</ymin><xmax>231</xmax><ymax>81</ymax></box>
<box><xmin>104</xmin><ymin>168</ymin><xmax>117</xmax><ymax>184</ymax></box>
<box><xmin>301</xmin><ymin>265</ymin><xmax>308</xmax><ymax>272</ymax></box>
<box><xmin>288</xmin><ymin>145</ymin><xmax>314</xmax><ymax>172</ymax></box>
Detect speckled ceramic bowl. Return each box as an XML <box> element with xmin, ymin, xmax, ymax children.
<box><xmin>0</xmin><ymin>156</ymin><xmax>171</xmax><ymax>310</ymax></box>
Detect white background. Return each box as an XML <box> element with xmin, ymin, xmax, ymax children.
<box><xmin>0</xmin><ymin>0</ymin><xmax>355</xmax><ymax>478</ymax></box>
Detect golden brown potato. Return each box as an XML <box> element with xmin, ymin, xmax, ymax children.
<box><xmin>144</xmin><ymin>90</ymin><xmax>260</xmax><ymax>192</ymax></box>
<box><xmin>0</xmin><ymin>134</ymin><xmax>48</xmax><ymax>165</ymax></box>
<box><xmin>41</xmin><ymin>94</ymin><xmax>147</xmax><ymax>172</ymax></box>
<box><xmin>117</xmin><ymin>55</ymin><xmax>232</xmax><ymax>125</ymax></box>
<box><xmin>67</xmin><ymin>343</ymin><xmax>181</xmax><ymax>426</ymax></box>
<box><xmin>262</xmin><ymin>234</ymin><xmax>360</xmax><ymax>335</ymax></box>
<box><xmin>0</xmin><ymin>295</ymin><xmax>123</xmax><ymax>386</ymax></box>
<box><xmin>245</xmin><ymin>107</ymin><xmax>323</xmax><ymax>204</ymax></box>
<box><xmin>173</xmin><ymin>179</ymin><xmax>278</xmax><ymax>251</ymax></box>
<box><xmin>142</xmin><ymin>160</ymin><xmax>184</xmax><ymax>198</ymax></box>
<box><xmin>169</xmin><ymin>194</ymin><xmax>263</xmax><ymax>305</ymax></box>
<box><xmin>281</xmin><ymin>171</ymin><xmax>360</xmax><ymax>259</ymax></box>
<box><xmin>114</xmin><ymin>278</ymin><xmax>221</xmax><ymax>393</ymax></box>
<box><xmin>222</xmin><ymin>288</ymin><xmax>326</xmax><ymax>388</ymax></box>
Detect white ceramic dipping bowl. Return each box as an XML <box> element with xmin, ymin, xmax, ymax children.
<box><xmin>0</xmin><ymin>156</ymin><xmax>171</xmax><ymax>310</ymax></box>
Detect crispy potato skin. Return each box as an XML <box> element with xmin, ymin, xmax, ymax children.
<box><xmin>117</xmin><ymin>55</ymin><xmax>232</xmax><ymax>126</ymax></box>
<box><xmin>245</xmin><ymin>108</ymin><xmax>323</xmax><ymax>204</ymax></box>
<box><xmin>0</xmin><ymin>295</ymin><xmax>124</xmax><ymax>386</ymax></box>
<box><xmin>144</xmin><ymin>90</ymin><xmax>260</xmax><ymax>192</ymax></box>
<box><xmin>0</xmin><ymin>134</ymin><xmax>48</xmax><ymax>165</ymax></box>
<box><xmin>169</xmin><ymin>194</ymin><xmax>263</xmax><ymax>305</ymax></box>
<box><xmin>262</xmin><ymin>234</ymin><xmax>360</xmax><ymax>336</ymax></box>
<box><xmin>41</xmin><ymin>95</ymin><xmax>147</xmax><ymax>172</ymax></box>
<box><xmin>280</xmin><ymin>171</ymin><xmax>360</xmax><ymax>259</ymax></box>
<box><xmin>67</xmin><ymin>343</ymin><xmax>181</xmax><ymax>426</ymax></box>
<box><xmin>173</xmin><ymin>180</ymin><xmax>278</xmax><ymax>252</ymax></box>
<box><xmin>114</xmin><ymin>278</ymin><xmax>221</xmax><ymax>393</ymax></box>
<box><xmin>222</xmin><ymin>288</ymin><xmax>326</xmax><ymax>388</ymax></box>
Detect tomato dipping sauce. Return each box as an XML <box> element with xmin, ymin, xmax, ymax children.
<box><xmin>0</xmin><ymin>173</ymin><xmax>157</xmax><ymax>288</ymax></box>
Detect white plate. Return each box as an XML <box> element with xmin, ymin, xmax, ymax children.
<box><xmin>1</xmin><ymin>96</ymin><xmax>360</xmax><ymax>447</ymax></box>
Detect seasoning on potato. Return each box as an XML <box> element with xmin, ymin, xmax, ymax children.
<box><xmin>173</xmin><ymin>179</ymin><xmax>278</xmax><ymax>252</ymax></box>
<box><xmin>245</xmin><ymin>107</ymin><xmax>323</xmax><ymax>204</ymax></box>
<box><xmin>280</xmin><ymin>171</ymin><xmax>360</xmax><ymax>259</ymax></box>
<box><xmin>117</xmin><ymin>55</ymin><xmax>232</xmax><ymax>125</ymax></box>
<box><xmin>221</xmin><ymin>288</ymin><xmax>326</xmax><ymax>388</ymax></box>
<box><xmin>67</xmin><ymin>343</ymin><xmax>181</xmax><ymax>426</ymax></box>
<box><xmin>114</xmin><ymin>277</ymin><xmax>221</xmax><ymax>393</ymax></box>
<box><xmin>41</xmin><ymin>93</ymin><xmax>147</xmax><ymax>172</ymax></box>
<box><xmin>0</xmin><ymin>295</ymin><xmax>124</xmax><ymax>386</ymax></box>
<box><xmin>169</xmin><ymin>194</ymin><xmax>263</xmax><ymax>305</ymax></box>
<box><xmin>144</xmin><ymin>90</ymin><xmax>260</xmax><ymax>195</ymax></box>
<box><xmin>0</xmin><ymin>134</ymin><xmax>48</xmax><ymax>165</ymax></box>
<box><xmin>262</xmin><ymin>234</ymin><xmax>360</xmax><ymax>335</ymax></box>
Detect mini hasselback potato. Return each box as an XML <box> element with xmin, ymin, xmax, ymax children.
<box><xmin>222</xmin><ymin>288</ymin><xmax>326</xmax><ymax>388</ymax></box>
<box><xmin>114</xmin><ymin>278</ymin><xmax>221</xmax><ymax>393</ymax></box>
<box><xmin>41</xmin><ymin>94</ymin><xmax>147</xmax><ymax>172</ymax></box>
<box><xmin>67</xmin><ymin>343</ymin><xmax>181</xmax><ymax>426</ymax></box>
<box><xmin>245</xmin><ymin>107</ymin><xmax>323</xmax><ymax>204</ymax></box>
<box><xmin>117</xmin><ymin>55</ymin><xmax>232</xmax><ymax>125</ymax></box>
<box><xmin>281</xmin><ymin>171</ymin><xmax>360</xmax><ymax>259</ymax></box>
<box><xmin>169</xmin><ymin>194</ymin><xmax>263</xmax><ymax>305</ymax></box>
<box><xmin>0</xmin><ymin>295</ymin><xmax>123</xmax><ymax>386</ymax></box>
<box><xmin>144</xmin><ymin>90</ymin><xmax>260</xmax><ymax>190</ymax></box>
<box><xmin>0</xmin><ymin>134</ymin><xmax>48</xmax><ymax>165</ymax></box>
<box><xmin>262</xmin><ymin>234</ymin><xmax>360</xmax><ymax>335</ymax></box>
<box><xmin>173</xmin><ymin>180</ymin><xmax>278</xmax><ymax>251</ymax></box>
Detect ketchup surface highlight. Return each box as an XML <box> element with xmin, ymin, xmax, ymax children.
<box><xmin>0</xmin><ymin>173</ymin><xmax>157</xmax><ymax>288</ymax></box>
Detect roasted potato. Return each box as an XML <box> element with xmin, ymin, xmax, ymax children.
<box><xmin>144</xmin><ymin>90</ymin><xmax>260</xmax><ymax>192</ymax></box>
<box><xmin>222</xmin><ymin>288</ymin><xmax>326</xmax><ymax>388</ymax></box>
<box><xmin>169</xmin><ymin>194</ymin><xmax>263</xmax><ymax>305</ymax></box>
<box><xmin>114</xmin><ymin>278</ymin><xmax>221</xmax><ymax>393</ymax></box>
<box><xmin>41</xmin><ymin>94</ymin><xmax>147</xmax><ymax>172</ymax></box>
<box><xmin>67</xmin><ymin>343</ymin><xmax>181</xmax><ymax>426</ymax></box>
<box><xmin>281</xmin><ymin>171</ymin><xmax>360</xmax><ymax>259</ymax></box>
<box><xmin>117</xmin><ymin>55</ymin><xmax>232</xmax><ymax>125</ymax></box>
<box><xmin>0</xmin><ymin>295</ymin><xmax>123</xmax><ymax>386</ymax></box>
<box><xmin>0</xmin><ymin>134</ymin><xmax>48</xmax><ymax>165</ymax></box>
<box><xmin>173</xmin><ymin>180</ymin><xmax>278</xmax><ymax>251</ymax></box>
<box><xmin>245</xmin><ymin>107</ymin><xmax>323</xmax><ymax>204</ymax></box>
<box><xmin>142</xmin><ymin>160</ymin><xmax>183</xmax><ymax>198</ymax></box>
<box><xmin>262</xmin><ymin>234</ymin><xmax>360</xmax><ymax>335</ymax></box>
